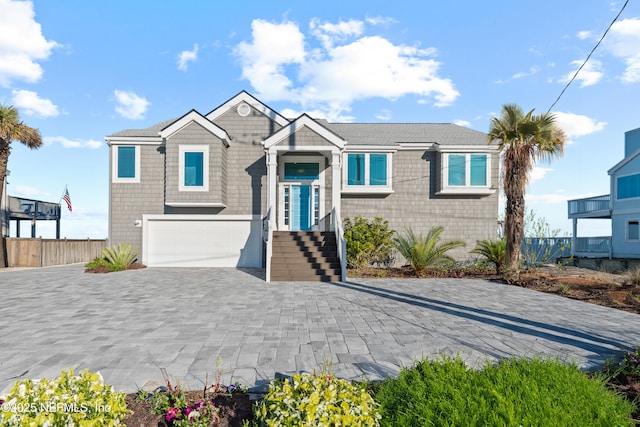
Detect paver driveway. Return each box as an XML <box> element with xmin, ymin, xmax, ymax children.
<box><xmin>2</xmin><ymin>264</ymin><xmax>640</xmax><ymax>393</ymax></box>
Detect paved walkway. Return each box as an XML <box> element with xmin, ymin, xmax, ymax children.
<box><xmin>2</xmin><ymin>264</ymin><xmax>640</xmax><ymax>394</ymax></box>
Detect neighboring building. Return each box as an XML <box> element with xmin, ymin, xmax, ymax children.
<box><xmin>106</xmin><ymin>91</ymin><xmax>499</xmax><ymax>281</ymax></box>
<box><xmin>568</xmin><ymin>127</ymin><xmax>640</xmax><ymax>259</ymax></box>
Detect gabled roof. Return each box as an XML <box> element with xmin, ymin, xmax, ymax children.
<box><xmin>159</xmin><ymin>109</ymin><xmax>231</xmax><ymax>146</ymax></box>
<box><xmin>608</xmin><ymin>147</ymin><xmax>640</xmax><ymax>175</ymax></box>
<box><xmin>205</xmin><ymin>90</ymin><xmax>290</xmax><ymax>127</ymax></box>
<box><xmin>263</xmin><ymin>114</ymin><xmax>346</xmax><ymax>150</ymax></box>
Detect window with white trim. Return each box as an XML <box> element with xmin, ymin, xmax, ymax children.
<box><xmin>112</xmin><ymin>145</ymin><xmax>140</xmax><ymax>183</ymax></box>
<box><xmin>179</xmin><ymin>145</ymin><xmax>209</xmax><ymax>191</ymax></box>
<box><xmin>445</xmin><ymin>153</ymin><xmax>489</xmax><ymax>188</ymax></box>
<box><xmin>628</xmin><ymin>220</ymin><xmax>640</xmax><ymax>241</ymax></box>
<box><xmin>343</xmin><ymin>152</ymin><xmax>392</xmax><ymax>192</ymax></box>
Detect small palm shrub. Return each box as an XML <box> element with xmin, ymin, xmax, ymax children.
<box><xmin>86</xmin><ymin>243</ymin><xmax>138</xmax><ymax>272</ymax></box>
<box><xmin>0</xmin><ymin>369</ymin><xmax>129</xmax><ymax>426</ymax></box>
<box><xmin>343</xmin><ymin>216</ymin><xmax>395</xmax><ymax>268</ymax></box>
<box><xmin>471</xmin><ymin>238</ymin><xmax>506</xmax><ymax>274</ymax></box>
<box><xmin>374</xmin><ymin>355</ymin><xmax>634</xmax><ymax>426</ymax></box>
<box><xmin>253</xmin><ymin>371</ymin><xmax>381</xmax><ymax>426</ymax></box>
<box><xmin>393</xmin><ymin>226</ymin><xmax>465</xmax><ymax>275</ymax></box>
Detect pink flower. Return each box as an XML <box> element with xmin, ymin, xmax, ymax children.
<box><xmin>166</xmin><ymin>407</ymin><xmax>178</xmax><ymax>422</ymax></box>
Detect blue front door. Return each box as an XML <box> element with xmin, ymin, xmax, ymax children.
<box><xmin>290</xmin><ymin>185</ymin><xmax>312</xmax><ymax>230</ymax></box>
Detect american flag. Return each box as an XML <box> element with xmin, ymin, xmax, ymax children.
<box><xmin>63</xmin><ymin>187</ymin><xmax>72</xmax><ymax>213</ymax></box>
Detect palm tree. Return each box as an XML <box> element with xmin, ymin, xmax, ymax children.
<box><xmin>488</xmin><ymin>104</ymin><xmax>565</xmax><ymax>272</ymax></box>
<box><xmin>394</xmin><ymin>226</ymin><xmax>466</xmax><ymax>276</ymax></box>
<box><xmin>0</xmin><ymin>105</ymin><xmax>42</xmax><ymax>267</ymax></box>
<box><xmin>471</xmin><ymin>238</ymin><xmax>506</xmax><ymax>274</ymax></box>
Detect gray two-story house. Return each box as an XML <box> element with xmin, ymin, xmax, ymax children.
<box><xmin>106</xmin><ymin>91</ymin><xmax>499</xmax><ymax>281</ymax></box>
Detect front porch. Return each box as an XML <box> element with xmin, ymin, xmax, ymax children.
<box><xmin>262</xmin><ymin>116</ymin><xmax>347</xmax><ymax>282</ymax></box>
<box><xmin>567</xmin><ymin>195</ymin><xmax>612</xmax><ymax>258</ymax></box>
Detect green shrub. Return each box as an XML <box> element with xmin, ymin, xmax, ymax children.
<box><xmin>393</xmin><ymin>226</ymin><xmax>465</xmax><ymax>275</ymax></box>
<box><xmin>343</xmin><ymin>216</ymin><xmax>395</xmax><ymax>268</ymax></box>
<box><xmin>86</xmin><ymin>243</ymin><xmax>138</xmax><ymax>272</ymax></box>
<box><xmin>254</xmin><ymin>372</ymin><xmax>381</xmax><ymax>426</ymax></box>
<box><xmin>471</xmin><ymin>238</ymin><xmax>506</xmax><ymax>274</ymax></box>
<box><xmin>0</xmin><ymin>369</ymin><xmax>129</xmax><ymax>426</ymax></box>
<box><xmin>374</xmin><ymin>355</ymin><xmax>634</xmax><ymax>426</ymax></box>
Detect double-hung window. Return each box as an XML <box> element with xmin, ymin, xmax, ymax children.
<box><xmin>440</xmin><ymin>152</ymin><xmax>491</xmax><ymax>194</ymax></box>
<box><xmin>344</xmin><ymin>152</ymin><xmax>392</xmax><ymax>192</ymax></box>
<box><xmin>179</xmin><ymin>145</ymin><xmax>209</xmax><ymax>191</ymax></box>
<box><xmin>112</xmin><ymin>145</ymin><xmax>140</xmax><ymax>183</ymax></box>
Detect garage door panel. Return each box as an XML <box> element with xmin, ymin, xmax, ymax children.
<box><xmin>145</xmin><ymin>218</ymin><xmax>262</xmax><ymax>267</ymax></box>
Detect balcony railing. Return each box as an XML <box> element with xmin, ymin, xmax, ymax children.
<box><xmin>567</xmin><ymin>194</ymin><xmax>611</xmax><ymax>219</ymax></box>
<box><xmin>573</xmin><ymin>236</ymin><xmax>612</xmax><ymax>257</ymax></box>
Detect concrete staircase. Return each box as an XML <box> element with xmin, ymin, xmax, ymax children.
<box><xmin>270</xmin><ymin>231</ymin><xmax>342</xmax><ymax>282</ymax></box>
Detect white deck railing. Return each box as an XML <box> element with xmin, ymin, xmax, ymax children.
<box><xmin>331</xmin><ymin>207</ymin><xmax>346</xmax><ymax>282</ymax></box>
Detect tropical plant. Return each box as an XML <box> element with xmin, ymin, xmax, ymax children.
<box><xmin>101</xmin><ymin>243</ymin><xmax>138</xmax><ymax>271</ymax></box>
<box><xmin>488</xmin><ymin>104</ymin><xmax>566</xmax><ymax>272</ymax></box>
<box><xmin>0</xmin><ymin>369</ymin><xmax>129</xmax><ymax>426</ymax></box>
<box><xmin>0</xmin><ymin>105</ymin><xmax>42</xmax><ymax>268</ymax></box>
<box><xmin>471</xmin><ymin>238</ymin><xmax>506</xmax><ymax>274</ymax></box>
<box><xmin>393</xmin><ymin>226</ymin><xmax>465</xmax><ymax>275</ymax></box>
<box><xmin>343</xmin><ymin>216</ymin><xmax>395</xmax><ymax>268</ymax></box>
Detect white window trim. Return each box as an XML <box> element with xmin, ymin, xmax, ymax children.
<box><xmin>438</xmin><ymin>152</ymin><xmax>494</xmax><ymax>195</ymax></box>
<box><xmin>341</xmin><ymin>152</ymin><xmax>393</xmax><ymax>194</ymax></box>
<box><xmin>112</xmin><ymin>145</ymin><xmax>140</xmax><ymax>183</ymax></box>
<box><xmin>179</xmin><ymin>145</ymin><xmax>209</xmax><ymax>192</ymax></box>
<box><xmin>277</xmin><ymin>155</ymin><xmax>325</xmax><ymax>231</ymax></box>
<box><xmin>626</xmin><ymin>219</ymin><xmax>640</xmax><ymax>242</ymax></box>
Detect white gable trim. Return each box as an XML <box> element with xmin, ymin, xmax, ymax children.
<box><xmin>205</xmin><ymin>91</ymin><xmax>290</xmax><ymax>127</ymax></box>
<box><xmin>263</xmin><ymin>114</ymin><xmax>346</xmax><ymax>150</ymax></box>
<box><xmin>159</xmin><ymin>110</ymin><xmax>231</xmax><ymax>146</ymax></box>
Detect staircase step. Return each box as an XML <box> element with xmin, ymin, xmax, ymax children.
<box><xmin>270</xmin><ymin>230</ymin><xmax>342</xmax><ymax>282</ymax></box>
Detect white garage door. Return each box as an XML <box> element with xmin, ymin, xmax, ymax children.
<box><xmin>143</xmin><ymin>215</ymin><xmax>262</xmax><ymax>267</ymax></box>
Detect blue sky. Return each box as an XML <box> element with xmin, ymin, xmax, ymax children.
<box><xmin>1</xmin><ymin>0</ymin><xmax>639</xmax><ymax>239</ymax></box>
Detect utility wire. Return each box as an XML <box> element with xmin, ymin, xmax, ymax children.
<box><xmin>547</xmin><ymin>0</ymin><xmax>629</xmax><ymax>113</ymax></box>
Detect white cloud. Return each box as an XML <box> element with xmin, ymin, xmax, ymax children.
<box><xmin>529</xmin><ymin>166</ymin><xmax>553</xmax><ymax>185</ymax></box>
<box><xmin>113</xmin><ymin>90</ymin><xmax>150</xmax><ymax>120</ymax></box>
<box><xmin>553</xmin><ymin>111</ymin><xmax>606</xmax><ymax>143</ymax></box>
<box><xmin>44</xmin><ymin>136</ymin><xmax>103</xmax><ymax>149</ymax></box>
<box><xmin>11</xmin><ymin>184</ymin><xmax>48</xmax><ymax>198</ymax></box>
<box><xmin>376</xmin><ymin>109</ymin><xmax>392</xmax><ymax>121</ymax></box>
<box><xmin>512</xmin><ymin>65</ymin><xmax>540</xmax><ymax>79</ymax></box>
<box><xmin>453</xmin><ymin>119</ymin><xmax>470</xmax><ymax>127</ymax></box>
<box><xmin>234</xmin><ymin>18</ymin><xmax>459</xmax><ymax>121</ymax></box>
<box><xmin>177</xmin><ymin>43</ymin><xmax>199</xmax><ymax>71</ymax></box>
<box><xmin>577</xmin><ymin>30</ymin><xmax>592</xmax><ymax>40</ymax></box>
<box><xmin>11</xmin><ymin>89</ymin><xmax>58</xmax><ymax>117</ymax></box>
<box><xmin>559</xmin><ymin>59</ymin><xmax>603</xmax><ymax>87</ymax></box>
<box><xmin>603</xmin><ymin>17</ymin><xmax>640</xmax><ymax>83</ymax></box>
<box><xmin>0</xmin><ymin>0</ymin><xmax>59</xmax><ymax>86</ymax></box>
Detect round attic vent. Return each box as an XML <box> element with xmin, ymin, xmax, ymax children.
<box><xmin>237</xmin><ymin>102</ymin><xmax>251</xmax><ymax>117</ymax></box>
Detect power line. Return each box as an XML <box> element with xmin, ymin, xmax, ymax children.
<box><xmin>547</xmin><ymin>0</ymin><xmax>629</xmax><ymax>113</ymax></box>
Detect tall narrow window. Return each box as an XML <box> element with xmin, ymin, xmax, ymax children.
<box><xmin>448</xmin><ymin>154</ymin><xmax>466</xmax><ymax>186</ymax></box>
<box><xmin>184</xmin><ymin>152</ymin><xmax>204</xmax><ymax>186</ymax></box>
<box><xmin>348</xmin><ymin>154</ymin><xmax>365</xmax><ymax>185</ymax></box>
<box><xmin>370</xmin><ymin>154</ymin><xmax>387</xmax><ymax>186</ymax></box>
<box><xmin>628</xmin><ymin>220</ymin><xmax>640</xmax><ymax>241</ymax></box>
<box><xmin>179</xmin><ymin>145</ymin><xmax>209</xmax><ymax>191</ymax></box>
<box><xmin>470</xmin><ymin>154</ymin><xmax>487</xmax><ymax>186</ymax></box>
<box><xmin>113</xmin><ymin>145</ymin><xmax>139</xmax><ymax>183</ymax></box>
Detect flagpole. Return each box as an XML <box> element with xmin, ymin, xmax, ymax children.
<box><xmin>59</xmin><ymin>185</ymin><xmax>67</xmax><ymax>203</ymax></box>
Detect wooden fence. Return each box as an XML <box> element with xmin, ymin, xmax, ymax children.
<box><xmin>6</xmin><ymin>238</ymin><xmax>108</xmax><ymax>268</ymax></box>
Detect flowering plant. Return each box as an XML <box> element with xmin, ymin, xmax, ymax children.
<box><xmin>254</xmin><ymin>372</ymin><xmax>381</xmax><ymax>426</ymax></box>
<box><xmin>0</xmin><ymin>368</ymin><xmax>129</xmax><ymax>426</ymax></box>
<box><xmin>137</xmin><ymin>378</ymin><xmax>220</xmax><ymax>426</ymax></box>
